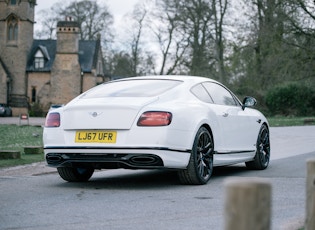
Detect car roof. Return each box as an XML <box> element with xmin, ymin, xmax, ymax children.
<box><xmin>112</xmin><ymin>75</ymin><xmax>219</xmax><ymax>85</ymax></box>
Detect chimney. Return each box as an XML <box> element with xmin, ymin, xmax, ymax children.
<box><xmin>56</xmin><ymin>19</ymin><xmax>80</xmax><ymax>54</ymax></box>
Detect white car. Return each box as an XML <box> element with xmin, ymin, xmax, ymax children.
<box><xmin>43</xmin><ymin>75</ymin><xmax>270</xmax><ymax>185</ymax></box>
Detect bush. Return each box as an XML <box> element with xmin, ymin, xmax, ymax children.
<box><xmin>265</xmin><ymin>83</ymin><xmax>315</xmax><ymax>116</ymax></box>
<box><xmin>29</xmin><ymin>103</ymin><xmax>45</xmax><ymax>117</ymax></box>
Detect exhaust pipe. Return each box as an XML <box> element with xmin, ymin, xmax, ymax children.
<box><xmin>46</xmin><ymin>154</ymin><xmax>63</xmax><ymax>164</ymax></box>
<box><xmin>129</xmin><ymin>155</ymin><xmax>162</xmax><ymax>166</ymax></box>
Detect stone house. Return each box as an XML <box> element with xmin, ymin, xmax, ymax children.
<box><xmin>0</xmin><ymin>0</ymin><xmax>105</xmax><ymax>116</ymax></box>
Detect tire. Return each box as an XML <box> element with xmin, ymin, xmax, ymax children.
<box><xmin>178</xmin><ymin>127</ymin><xmax>214</xmax><ymax>185</ymax></box>
<box><xmin>57</xmin><ymin>167</ymin><xmax>94</xmax><ymax>182</ymax></box>
<box><xmin>5</xmin><ymin>109</ymin><xmax>12</xmax><ymax>117</ymax></box>
<box><xmin>246</xmin><ymin>124</ymin><xmax>270</xmax><ymax>170</ymax></box>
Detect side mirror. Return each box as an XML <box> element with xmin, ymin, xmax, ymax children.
<box><xmin>242</xmin><ymin>96</ymin><xmax>257</xmax><ymax>110</ymax></box>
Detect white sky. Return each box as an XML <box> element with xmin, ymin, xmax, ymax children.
<box><xmin>35</xmin><ymin>0</ymin><xmax>140</xmax><ymax>32</ymax></box>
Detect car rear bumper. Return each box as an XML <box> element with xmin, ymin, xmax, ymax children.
<box><xmin>44</xmin><ymin>147</ymin><xmax>191</xmax><ymax>169</ymax></box>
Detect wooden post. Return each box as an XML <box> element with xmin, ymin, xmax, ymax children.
<box><xmin>306</xmin><ymin>159</ymin><xmax>315</xmax><ymax>230</ymax></box>
<box><xmin>224</xmin><ymin>177</ymin><xmax>271</xmax><ymax>230</ymax></box>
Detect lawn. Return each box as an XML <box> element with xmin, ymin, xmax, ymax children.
<box><xmin>267</xmin><ymin>116</ymin><xmax>315</xmax><ymax>127</ymax></box>
<box><xmin>0</xmin><ymin>116</ymin><xmax>314</xmax><ymax>168</ymax></box>
<box><xmin>0</xmin><ymin>124</ymin><xmax>44</xmax><ymax>168</ymax></box>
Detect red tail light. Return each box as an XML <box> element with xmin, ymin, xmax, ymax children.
<box><xmin>45</xmin><ymin>113</ymin><xmax>60</xmax><ymax>127</ymax></box>
<box><xmin>137</xmin><ymin>111</ymin><xmax>172</xmax><ymax>126</ymax></box>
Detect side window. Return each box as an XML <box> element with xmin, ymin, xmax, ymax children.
<box><xmin>190</xmin><ymin>83</ymin><xmax>214</xmax><ymax>103</ymax></box>
<box><xmin>202</xmin><ymin>82</ymin><xmax>237</xmax><ymax>106</ymax></box>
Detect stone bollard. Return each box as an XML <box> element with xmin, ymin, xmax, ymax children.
<box><xmin>0</xmin><ymin>150</ymin><xmax>21</xmax><ymax>159</ymax></box>
<box><xmin>306</xmin><ymin>159</ymin><xmax>315</xmax><ymax>230</ymax></box>
<box><xmin>24</xmin><ymin>146</ymin><xmax>43</xmax><ymax>155</ymax></box>
<box><xmin>224</xmin><ymin>177</ymin><xmax>271</xmax><ymax>230</ymax></box>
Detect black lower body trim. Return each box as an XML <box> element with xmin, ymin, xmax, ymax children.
<box><xmin>46</xmin><ymin>153</ymin><xmax>164</xmax><ymax>169</ymax></box>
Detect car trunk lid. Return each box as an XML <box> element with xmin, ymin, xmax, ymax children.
<box><xmin>62</xmin><ymin>97</ymin><xmax>158</xmax><ymax>130</ymax></box>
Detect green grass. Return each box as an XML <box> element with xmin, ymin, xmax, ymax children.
<box><xmin>267</xmin><ymin>116</ymin><xmax>315</xmax><ymax>127</ymax></box>
<box><xmin>0</xmin><ymin>116</ymin><xmax>314</xmax><ymax>168</ymax></box>
<box><xmin>0</xmin><ymin>124</ymin><xmax>44</xmax><ymax>168</ymax></box>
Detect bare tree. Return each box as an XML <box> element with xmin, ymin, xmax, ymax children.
<box><xmin>130</xmin><ymin>5</ymin><xmax>147</xmax><ymax>76</ymax></box>
<box><xmin>150</xmin><ymin>0</ymin><xmax>188</xmax><ymax>75</ymax></box>
<box><xmin>59</xmin><ymin>1</ymin><xmax>113</xmax><ymax>41</ymax></box>
<box><xmin>35</xmin><ymin>3</ymin><xmax>63</xmax><ymax>39</ymax></box>
<box><xmin>35</xmin><ymin>0</ymin><xmax>113</xmax><ymax>43</ymax></box>
<box><xmin>212</xmin><ymin>0</ymin><xmax>228</xmax><ymax>84</ymax></box>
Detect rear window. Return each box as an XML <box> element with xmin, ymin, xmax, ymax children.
<box><xmin>81</xmin><ymin>79</ymin><xmax>182</xmax><ymax>98</ymax></box>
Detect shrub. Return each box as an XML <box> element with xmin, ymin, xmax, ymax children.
<box><xmin>29</xmin><ymin>103</ymin><xmax>45</xmax><ymax>117</ymax></box>
<box><xmin>265</xmin><ymin>83</ymin><xmax>315</xmax><ymax>116</ymax></box>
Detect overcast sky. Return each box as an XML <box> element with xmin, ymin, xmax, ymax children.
<box><xmin>35</xmin><ymin>0</ymin><xmax>140</xmax><ymax>31</ymax></box>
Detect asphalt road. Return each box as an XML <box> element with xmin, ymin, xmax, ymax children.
<box><xmin>0</xmin><ymin>119</ymin><xmax>314</xmax><ymax>230</ymax></box>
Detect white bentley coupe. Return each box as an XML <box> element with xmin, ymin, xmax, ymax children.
<box><xmin>43</xmin><ymin>75</ymin><xmax>270</xmax><ymax>185</ymax></box>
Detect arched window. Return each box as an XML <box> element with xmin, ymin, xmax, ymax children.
<box><xmin>7</xmin><ymin>16</ymin><xmax>18</xmax><ymax>41</ymax></box>
<box><xmin>34</xmin><ymin>50</ymin><xmax>45</xmax><ymax>69</ymax></box>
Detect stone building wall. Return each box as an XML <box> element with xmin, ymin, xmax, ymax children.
<box><xmin>0</xmin><ymin>63</ymin><xmax>8</xmax><ymax>103</ymax></box>
<box><xmin>0</xmin><ymin>0</ymin><xmax>35</xmax><ymax>115</ymax></box>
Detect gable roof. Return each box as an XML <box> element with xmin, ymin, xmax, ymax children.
<box><xmin>26</xmin><ymin>39</ymin><xmax>100</xmax><ymax>73</ymax></box>
<box><xmin>26</xmin><ymin>39</ymin><xmax>56</xmax><ymax>72</ymax></box>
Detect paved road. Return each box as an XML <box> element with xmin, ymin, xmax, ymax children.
<box><xmin>0</xmin><ymin>116</ymin><xmax>45</xmax><ymax>126</ymax></box>
<box><xmin>0</xmin><ymin>120</ymin><xmax>314</xmax><ymax>230</ymax></box>
<box><xmin>0</xmin><ymin>153</ymin><xmax>311</xmax><ymax>230</ymax></box>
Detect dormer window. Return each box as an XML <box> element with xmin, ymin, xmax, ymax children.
<box><xmin>34</xmin><ymin>50</ymin><xmax>45</xmax><ymax>69</ymax></box>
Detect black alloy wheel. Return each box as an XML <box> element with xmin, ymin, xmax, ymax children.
<box><xmin>178</xmin><ymin>127</ymin><xmax>214</xmax><ymax>185</ymax></box>
<box><xmin>246</xmin><ymin>124</ymin><xmax>270</xmax><ymax>170</ymax></box>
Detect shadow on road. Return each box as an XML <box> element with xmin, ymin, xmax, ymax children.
<box><xmin>51</xmin><ymin>164</ymin><xmax>251</xmax><ymax>190</ymax></box>
<box><xmin>49</xmin><ymin>151</ymin><xmax>315</xmax><ymax>190</ymax></box>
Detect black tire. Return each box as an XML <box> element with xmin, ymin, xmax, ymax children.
<box><xmin>57</xmin><ymin>167</ymin><xmax>94</xmax><ymax>182</ymax></box>
<box><xmin>246</xmin><ymin>124</ymin><xmax>270</xmax><ymax>170</ymax></box>
<box><xmin>178</xmin><ymin>127</ymin><xmax>214</xmax><ymax>185</ymax></box>
<box><xmin>5</xmin><ymin>109</ymin><xmax>12</xmax><ymax>117</ymax></box>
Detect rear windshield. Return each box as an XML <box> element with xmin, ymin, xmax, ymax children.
<box><xmin>81</xmin><ymin>79</ymin><xmax>182</xmax><ymax>98</ymax></box>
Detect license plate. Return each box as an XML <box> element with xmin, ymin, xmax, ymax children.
<box><xmin>75</xmin><ymin>131</ymin><xmax>117</xmax><ymax>143</ymax></box>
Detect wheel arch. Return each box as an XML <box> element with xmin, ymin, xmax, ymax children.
<box><xmin>198</xmin><ymin>123</ymin><xmax>216</xmax><ymax>153</ymax></box>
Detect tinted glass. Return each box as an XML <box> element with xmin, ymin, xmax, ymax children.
<box><xmin>202</xmin><ymin>82</ymin><xmax>237</xmax><ymax>106</ymax></box>
<box><xmin>81</xmin><ymin>79</ymin><xmax>182</xmax><ymax>98</ymax></box>
<box><xmin>190</xmin><ymin>84</ymin><xmax>213</xmax><ymax>103</ymax></box>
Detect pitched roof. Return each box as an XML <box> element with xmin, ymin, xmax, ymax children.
<box><xmin>26</xmin><ymin>39</ymin><xmax>99</xmax><ymax>73</ymax></box>
<box><xmin>26</xmin><ymin>40</ymin><xmax>56</xmax><ymax>72</ymax></box>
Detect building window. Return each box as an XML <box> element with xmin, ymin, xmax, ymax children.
<box><xmin>10</xmin><ymin>0</ymin><xmax>17</xmax><ymax>5</ymax></box>
<box><xmin>31</xmin><ymin>87</ymin><xmax>36</xmax><ymax>103</ymax></box>
<box><xmin>7</xmin><ymin>16</ymin><xmax>18</xmax><ymax>41</ymax></box>
<box><xmin>34</xmin><ymin>50</ymin><xmax>45</xmax><ymax>69</ymax></box>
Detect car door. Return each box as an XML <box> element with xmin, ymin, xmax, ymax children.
<box><xmin>202</xmin><ymin>82</ymin><xmax>257</xmax><ymax>152</ymax></box>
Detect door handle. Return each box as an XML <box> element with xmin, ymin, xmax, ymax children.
<box><xmin>223</xmin><ymin>112</ymin><xmax>229</xmax><ymax>117</ymax></box>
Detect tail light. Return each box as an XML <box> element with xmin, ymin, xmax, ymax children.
<box><xmin>45</xmin><ymin>113</ymin><xmax>60</xmax><ymax>127</ymax></box>
<box><xmin>137</xmin><ymin>111</ymin><xmax>172</xmax><ymax>126</ymax></box>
